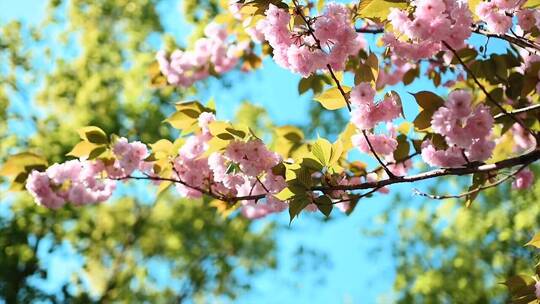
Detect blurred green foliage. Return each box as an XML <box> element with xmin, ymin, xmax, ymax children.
<box><xmin>0</xmin><ymin>0</ymin><xmax>277</xmax><ymax>302</ymax></box>
<box><xmin>380</xmin><ymin>169</ymin><xmax>540</xmax><ymax>303</ymax></box>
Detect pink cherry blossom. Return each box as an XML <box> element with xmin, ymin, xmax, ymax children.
<box><xmin>259</xmin><ymin>3</ymin><xmax>365</xmax><ymax>77</ymax></box>
<box><xmin>352</xmin><ymin>132</ymin><xmax>398</xmax><ymax>156</ymax></box>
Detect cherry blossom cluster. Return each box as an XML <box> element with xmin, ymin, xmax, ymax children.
<box><xmin>383</xmin><ymin>0</ymin><xmax>472</xmax><ymax>61</ymax></box>
<box><xmin>349</xmin><ymin>82</ymin><xmax>402</xmax><ymax>157</ymax></box>
<box><xmin>171</xmin><ymin>113</ymin><xmax>288</xmax><ymax>219</ymax></box>
<box><xmin>258</xmin><ymin>3</ymin><xmax>365</xmax><ymax>76</ymax></box>
<box><xmin>156</xmin><ymin>23</ymin><xmax>247</xmax><ymax>87</ymax></box>
<box><xmin>517</xmin><ymin>9</ymin><xmax>540</xmax><ymax>32</ymax></box>
<box><xmin>26</xmin><ymin>160</ymin><xmax>116</xmax><ymax>209</ymax></box>
<box><xmin>421</xmin><ymin>90</ymin><xmax>495</xmax><ymax>167</ymax></box>
<box><xmin>476</xmin><ymin>0</ymin><xmax>533</xmax><ymax>34</ymax></box>
<box><xmin>25</xmin><ymin>137</ymin><xmax>152</xmax><ymax>208</ymax></box>
<box><xmin>23</xmin><ymin>116</ymin><xmax>288</xmax><ymax>219</ymax></box>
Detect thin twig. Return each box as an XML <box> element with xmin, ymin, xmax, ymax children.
<box><xmin>369</xmin><ymin>152</ymin><xmax>419</xmax><ymax>175</ymax></box>
<box><xmin>413</xmin><ymin>163</ymin><xmax>529</xmax><ymax>200</ymax></box>
<box><xmin>291</xmin><ymin>0</ymin><xmax>393</xmax><ymax>175</ymax></box>
<box><xmin>494</xmin><ymin>103</ymin><xmax>540</xmax><ymax>120</ymax></box>
<box><xmin>291</xmin><ymin>0</ymin><xmax>352</xmax><ymax>111</ymax></box>
<box><xmin>353</xmin><ymin>25</ymin><xmax>540</xmax><ymax>52</ymax></box>
<box><xmin>472</xmin><ymin>28</ymin><xmax>540</xmax><ymax>52</ymax></box>
<box><xmin>111</xmin><ymin>175</ymin><xmax>266</xmax><ymax>203</ymax></box>
<box><xmin>326</xmin><ymin>63</ymin><xmax>352</xmax><ymax>111</ymax></box>
<box><xmin>362</xmin><ymin>130</ymin><xmax>397</xmax><ymax>178</ymax></box>
<box><xmin>355</xmin><ymin>27</ymin><xmax>384</xmax><ymax>34</ymax></box>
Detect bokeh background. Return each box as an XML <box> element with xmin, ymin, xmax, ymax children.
<box><xmin>1</xmin><ymin>1</ymin><xmax>540</xmax><ymax>303</ymax></box>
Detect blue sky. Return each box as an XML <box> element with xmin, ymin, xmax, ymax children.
<box><xmin>0</xmin><ymin>1</ymin><xmax>504</xmax><ymax>303</ymax></box>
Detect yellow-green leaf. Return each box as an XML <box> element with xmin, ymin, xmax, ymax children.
<box><xmin>358</xmin><ymin>0</ymin><xmax>408</xmax><ymax>21</ymax></box>
<box><xmin>67</xmin><ymin>141</ymin><xmax>102</xmax><ymax>158</ymax></box>
<box><xmin>526</xmin><ymin>232</ymin><xmax>540</xmax><ymax>248</ymax></box>
<box><xmin>274</xmin><ymin>187</ymin><xmax>296</xmax><ymax>201</ymax></box>
<box><xmin>77</xmin><ymin>126</ymin><xmax>108</xmax><ymax>144</ymax></box>
<box><xmin>313</xmin><ymin>86</ymin><xmax>351</xmax><ymax>110</ymax></box>
<box><xmin>523</xmin><ymin>0</ymin><xmax>540</xmax><ymax>8</ymax></box>
<box><xmin>150</xmin><ymin>139</ymin><xmax>174</xmax><ymax>159</ymax></box>
<box><xmin>0</xmin><ymin>152</ymin><xmax>48</xmax><ymax>177</ymax></box>
<box><xmin>312</xmin><ymin>138</ymin><xmax>333</xmax><ymax>166</ymax></box>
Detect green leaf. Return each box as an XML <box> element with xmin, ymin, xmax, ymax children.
<box><xmin>451</xmin><ymin>48</ymin><xmax>478</xmax><ymax>64</ymax></box>
<box><xmin>88</xmin><ymin>146</ymin><xmax>107</xmax><ymax>160</ymax></box>
<box><xmin>150</xmin><ymin>139</ymin><xmax>174</xmax><ymax>159</ymax></box>
<box><xmin>0</xmin><ymin>152</ymin><xmax>48</xmax><ymax>177</ymax></box>
<box><xmin>165</xmin><ymin>111</ymin><xmax>197</xmax><ymax>131</ymax></box>
<box><xmin>226</xmin><ymin>163</ymin><xmax>241</xmax><ymax>175</ymax></box>
<box><xmin>315</xmin><ymin>195</ymin><xmax>333</xmax><ymax>217</ymax></box>
<box><xmin>298</xmin><ymin>77</ymin><xmax>312</xmax><ymax>95</ymax></box>
<box><xmin>523</xmin><ymin>0</ymin><xmax>540</xmax><ymax>8</ymax></box>
<box><xmin>504</xmin><ymin>275</ymin><xmax>535</xmax><ymax>297</ymax></box>
<box><xmin>217</xmin><ymin>133</ymin><xmax>236</xmax><ymax>140</ymax></box>
<box><xmin>300</xmin><ymin>156</ymin><xmax>324</xmax><ymax>171</ymax></box>
<box><xmin>398</xmin><ymin>122</ymin><xmax>412</xmax><ymax>135</ymax></box>
<box><xmin>295</xmin><ymin>168</ymin><xmax>313</xmax><ymax>188</ymax></box>
<box><xmin>9</xmin><ymin>172</ymin><xmax>30</xmax><ymax>191</ymax></box>
<box><xmin>208</xmin><ymin>121</ymin><xmax>233</xmax><ymax>136</ymax></box>
<box><xmin>412</xmin><ymin>91</ymin><xmax>445</xmax><ymax>131</ymax></box>
<box><xmin>67</xmin><ymin>141</ymin><xmax>103</xmax><ymax>158</ymax></box>
<box><xmin>526</xmin><ymin>232</ymin><xmax>540</xmax><ymax>248</ymax></box>
<box><xmin>465</xmin><ymin>173</ymin><xmax>487</xmax><ymax>207</ymax></box>
<box><xmin>313</xmin><ymin>86</ymin><xmax>351</xmax><ymax>110</ymax></box>
<box><xmin>166</xmin><ymin>100</ymin><xmax>213</xmax><ymax>132</ymax></box>
<box><xmin>77</xmin><ymin>126</ymin><xmax>108</xmax><ymax>144</ymax></box>
<box><xmin>329</xmin><ymin>139</ymin><xmax>343</xmax><ymax>166</ymax></box>
<box><xmin>225</xmin><ymin>127</ymin><xmax>246</xmax><ymax>138</ymax></box>
<box><xmin>402</xmin><ymin>67</ymin><xmax>419</xmax><ymax>85</ymax></box>
<box><xmin>413</xmin><ymin>110</ymin><xmax>434</xmax><ymax>131</ymax></box>
<box><xmin>289</xmin><ymin>195</ymin><xmax>310</xmax><ymax>224</ymax></box>
<box><xmin>412</xmin><ymin>91</ymin><xmax>445</xmax><ymax>111</ymax></box>
<box><xmin>393</xmin><ymin>135</ymin><xmax>410</xmax><ymax>162</ymax></box>
<box><xmin>345</xmin><ymin>196</ymin><xmax>360</xmax><ymax>216</ymax></box>
<box><xmin>274</xmin><ymin>187</ymin><xmax>296</xmax><ymax>201</ymax></box>
<box><xmin>354</xmin><ymin>63</ymin><xmax>375</xmax><ymax>84</ymax></box>
<box><xmin>468</xmin><ymin>0</ymin><xmax>482</xmax><ymax>20</ymax></box>
<box><xmin>357</xmin><ymin>0</ymin><xmax>408</xmax><ymax>20</ymax></box>
<box><xmin>366</xmin><ymin>52</ymin><xmax>379</xmax><ymax>78</ymax></box>
<box><xmin>311</xmin><ymin>138</ymin><xmax>333</xmax><ymax>166</ymax></box>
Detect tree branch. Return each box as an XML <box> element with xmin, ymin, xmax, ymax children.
<box><xmin>353</xmin><ymin>25</ymin><xmax>540</xmax><ymax>52</ymax></box>
<box><xmin>111</xmin><ymin>150</ymin><xmax>540</xmax><ymax>203</ymax></box>
<box><xmin>472</xmin><ymin>28</ymin><xmax>540</xmax><ymax>52</ymax></box>
<box><xmin>311</xmin><ymin>149</ymin><xmax>540</xmax><ymax>191</ymax></box>
<box><xmin>494</xmin><ymin>103</ymin><xmax>540</xmax><ymax>120</ymax></box>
